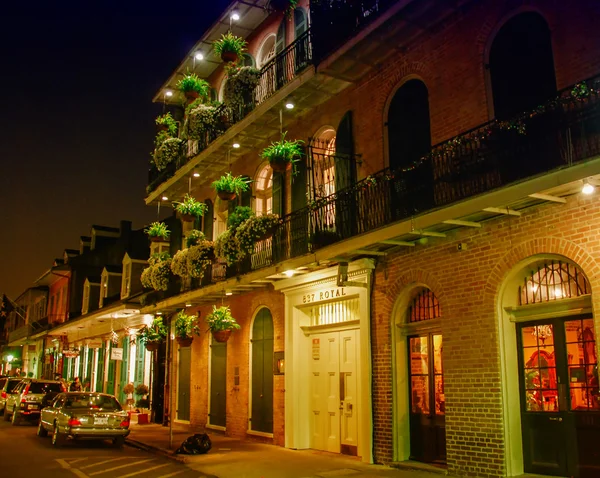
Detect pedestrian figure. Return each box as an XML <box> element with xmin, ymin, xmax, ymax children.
<box><xmin>70</xmin><ymin>377</ymin><xmax>82</xmax><ymax>392</ymax></box>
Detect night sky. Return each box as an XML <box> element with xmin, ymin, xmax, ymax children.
<box><xmin>0</xmin><ymin>1</ymin><xmax>230</xmax><ymax>299</ymax></box>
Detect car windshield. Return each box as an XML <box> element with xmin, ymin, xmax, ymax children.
<box><xmin>8</xmin><ymin>380</ymin><xmax>23</xmax><ymax>392</ymax></box>
<box><xmin>28</xmin><ymin>382</ymin><xmax>63</xmax><ymax>394</ymax></box>
<box><xmin>64</xmin><ymin>394</ymin><xmax>122</xmax><ymax>411</ymax></box>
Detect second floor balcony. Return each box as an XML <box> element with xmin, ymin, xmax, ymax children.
<box><xmin>143</xmin><ymin>74</ymin><xmax>600</xmax><ymax>307</ymax></box>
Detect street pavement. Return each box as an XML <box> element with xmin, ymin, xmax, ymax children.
<box><xmin>0</xmin><ymin>420</ymin><xmax>212</xmax><ymax>477</ymax></box>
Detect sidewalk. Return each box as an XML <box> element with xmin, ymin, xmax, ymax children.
<box><xmin>126</xmin><ymin>422</ymin><xmax>452</xmax><ymax>478</ymax></box>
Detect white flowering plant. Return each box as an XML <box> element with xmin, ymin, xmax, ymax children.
<box><xmin>186</xmin><ymin>229</ymin><xmax>206</xmax><ymax>248</ymax></box>
<box><xmin>141</xmin><ymin>252</ymin><xmax>173</xmax><ymax>291</ymax></box>
<box><xmin>236</xmin><ymin>214</ymin><xmax>281</xmax><ymax>257</ymax></box>
<box><xmin>153</xmin><ymin>137</ymin><xmax>184</xmax><ymax>171</ymax></box>
<box><xmin>185</xmin><ymin>102</ymin><xmax>219</xmax><ymax>140</ymax></box>
<box><xmin>214</xmin><ymin>229</ymin><xmax>241</xmax><ymax>265</ymax></box>
<box><xmin>187</xmin><ymin>241</ymin><xmax>214</xmax><ymax>278</ymax></box>
<box><xmin>224</xmin><ymin>66</ymin><xmax>260</xmax><ymax>111</ymax></box>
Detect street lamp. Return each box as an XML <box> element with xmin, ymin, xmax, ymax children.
<box><xmin>6</xmin><ymin>355</ymin><xmax>13</xmax><ymax>363</ymax></box>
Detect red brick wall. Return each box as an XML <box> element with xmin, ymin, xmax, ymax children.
<box><xmin>371</xmin><ymin>193</ymin><xmax>600</xmax><ymax>477</ymax></box>
<box><xmin>188</xmin><ymin>288</ymin><xmax>286</xmax><ymax>445</ymax></box>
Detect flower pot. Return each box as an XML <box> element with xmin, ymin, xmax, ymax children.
<box><xmin>185</xmin><ymin>90</ymin><xmax>199</xmax><ymax>102</ymax></box>
<box><xmin>221</xmin><ymin>51</ymin><xmax>239</xmax><ymax>63</ymax></box>
<box><xmin>145</xmin><ymin>342</ymin><xmax>160</xmax><ymax>352</ymax></box>
<box><xmin>176</xmin><ymin>336</ymin><xmax>194</xmax><ymax>347</ymax></box>
<box><xmin>270</xmin><ymin>158</ymin><xmax>292</xmax><ymax>173</ymax></box>
<box><xmin>150</xmin><ymin>236</ymin><xmax>168</xmax><ymax>243</ymax></box>
<box><xmin>212</xmin><ymin>329</ymin><xmax>232</xmax><ymax>343</ymax></box>
<box><xmin>217</xmin><ymin>191</ymin><xmax>237</xmax><ymax>201</ymax></box>
<box><xmin>180</xmin><ymin>213</ymin><xmax>196</xmax><ymax>223</ymax></box>
<box><xmin>157</xmin><ymin>124</ymin><xmax>169</xmax><ymax>132</ymax></box>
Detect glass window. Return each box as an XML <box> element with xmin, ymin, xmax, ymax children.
<box><xmin>28</xmin><ymin>382</ymin><xmax>63</xmax><ymax>394</ymax></box>
<box><xmin>565</xmin><ymin>318</ymin><xmax>599</xmax><ymax>411</ymax></box>
<box><xmin>255</xmin><ymin>163</ymin><xmax>273</xmax><ymax>216</ymax></box>
<box><xmin>521</xmin><ymin>324</ymin><xmax>558</xmax><ymax>412</ymax></box>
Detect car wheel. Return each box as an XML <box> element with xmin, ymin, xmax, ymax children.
<box><xmin>113</xmin><ymin>436</ymin><xmax>125</xmax><ymax>448</ymax></box>
<box><xmin>11</xmin><ymin>408</ymin><xmax>20</xmax><ymax>426</ymax></box>
<box><xmin>52</xmin><ymin>424</ymin><xmax>64</xmax><ymax>447</ymax></box>
<box><xmin>37</xmin><ymin>419</ymin><xmax>48</xmax><ymax>437</ymax></box>
<box><xmin>3</xmin><ymin>407</ymin><xmax>9</xmax><ymax>421</ymax></box>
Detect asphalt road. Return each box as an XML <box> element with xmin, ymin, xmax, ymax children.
<box><xmin>0</xmin><ymin>419</ymin><xmax>212</xmax><ymax>478</ymax></box>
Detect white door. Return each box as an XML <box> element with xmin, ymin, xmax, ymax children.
<box><xmin>310</xmin><ymin>329</ymin><xmax>359</xmax><ymax>455</ymax></box>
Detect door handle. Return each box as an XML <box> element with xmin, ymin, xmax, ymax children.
<box><xmin>549</xmin><ymin>417</ymin><xmax>563</xmax><ymax>422</ymax></box>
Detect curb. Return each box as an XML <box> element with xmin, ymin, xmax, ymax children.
<box><xmin>125</xmin><ymin>438</ymin><xmax>189</xmax><ymax>464</ymax></box>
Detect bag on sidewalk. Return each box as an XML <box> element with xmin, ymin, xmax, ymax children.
<box><xmin>176</xmin><ymin>433</ymin><xmax>212</xmax><ymax>455</ymax></box>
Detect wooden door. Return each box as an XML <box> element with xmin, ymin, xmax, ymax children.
<box><xmin>177</xmin><ymin>346</ymin><xmax>191</xmax><ymax>421</ymax></box>
<box><xmin>339</xmin><ymin>329</ymin><xmax>358</xmax><ymax>456</ymax></box>
<box><xmin>408</xmin><ymin>334</ymin><xmax>446</xmax><ymax>463</ymax></box>
<box><xmin>518</xmin><ymin>316</ymin><xmax>600</xmax><ymax>477</ymax></box>
<box><xmin>210</xmin><ymin>341</ymin><xmax>227</xmax><ymax>427</ymax></box>
<box><xmin>251</xmin><ymin>308</ymin><xmax>274</xmax><ymax>433</ymax></box>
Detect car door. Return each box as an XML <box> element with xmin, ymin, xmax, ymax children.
<box><xmin>41</xmin><ymin>394</ymin><xmax>62</xmax><ymax>428</ymax></box>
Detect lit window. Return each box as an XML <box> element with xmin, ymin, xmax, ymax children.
<box><xmin>255</xmin><ymin>163</ymin><xmax>273</xmax><ymax>216</ymax></box>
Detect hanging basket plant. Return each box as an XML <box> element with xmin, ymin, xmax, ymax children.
<box><xmin>177</xmin><ymin>72</ymin><xmax>210</xmax><ymax>103</ymax></box>
<box><xmin>170</xmin><ymin>241</ymin><xmax>214</xmax><ymax>280</ymax></box>
<box><xmin>261</xmin><ymin>132</ymin><xmax>304</xmax><ymax>173</ymax></box>
<box><xmin>140</xmin><ymin>317</ymin><xmax>168</xmax><ymax>351</ymax></box>
<box><xmin>185</xmin><ymin>102</ymin><xmax>219</xmax><ymax>140</ymax></box>
<box><xmin>214</xmin><ymin>229</ymin><xmax>241</xmax><ymax>265</ymax></box>
<box><xmin>223</xmin><ymin>66</ymin><xmax>260</xmax><ymax>111</ymax></box>
<box><xmin>144</xmin><ymin>222</ymin><xmax>170</xmax><ymax>243</ymax></box>
<box><xmin>211</xmin><ymin>172</ymin><xmax>251</xmax><ymax>201</ymax></box>
<box><xmin>205</xmin><ymin>305</ymin><xmax>241</xmax><ymax>342</ymax></box>
<box><xmin>173</xmin><ymin>194</ymin><xmax>207</xmax><ymax>222</ymax></box>
<box><xmin>153</xmin><ymin>137</ymin><xmax>184</xmax><ymax>171</ymax></box>
<box><xmin>155</xmin><ymin>112</ymin><xmax>178</xmax><ymax>135</ymax></box>
<box><xmin>213</xmin><ymin>32</ymin><xmax>247</xmax><ymax>63</ymax></box>
<box><xmin>175</xmin><ymin>310</ymin><xmax>200</xmax><ymax>346</ymax></box>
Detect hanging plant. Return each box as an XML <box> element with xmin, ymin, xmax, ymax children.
<box><xmin>170</xmin><ymin>248</ymin><xmax>190</xmax><ymax>277</ymax></box>
<box><xmin>223</xmin><ymin>66</ymin><xmax>261</xmax><ymax>111</ymax></box>
<box><xmin>187</xmin><ymin>241</ymin><xmax>214</xmax><ymax>279</ymax></box>
<box><xmin>140</xmin><ymin>317</ymin><xmax>168</xmax><ymax>351</ymax></box>
<box><xmin>173</xmin><ymin>194</ymin><xmax>207</xmax><ymax>222</ymax></box>
<box><xmin>211</xmin><ymin>172</ymin><xmax>251</xmax><ymax>201</ymax></box>
<box><xmin>142</xmin><ymin>252</ymin><xmax>173</xmax><ymax>291</ymax></box>
<box><xmin>177</xmin><ymin>72</ymin><xmax>210</xmax><ymax>102</ymax></box>
<box><xmin>214</xmin><ymin>229</ymin><xmax>241</xmax><ymax>265</ymax></box>
<box><xmin>186</xmin><ymin>229</ymin><xmax>206</xmax><ymax>248</ymax></box>
<box><xmin>236</xmin><ymin>214</ymin><xmax>282</xmax><ymax>257</ymax></box>
<box><xmin>261</xmin><ymin>132</ymin><xmax>304</xmax><ymax>173</ymax></box>
<box><xmin>205</xmin><ymin>305</ymin><xmax>241</xmax><ymax>342</ymax></box>
<box><xmin>175</xmin><ymin>310</ymin><xmax>200</xmax><ymax>346</ymax></box>
<box><xmin>227</xmin><ymin>206</ymin><xmax>254</xmax><ymax>230</ymax></box>
<box><xmin>155</xmin><ymin>112</ymin><xmax>178</xmax><ymax>135</ymax></box>
<box><xmin>213</xmin><ymin>32</ymin><xmax>247</xmax><ymax>63</ymax></box>
<box><xmin>153</xmin><ymin>137</ymin><xmax>184</xmax><ymax>171</ymax></box>
<box><xmin>144</xmin><ymin>222</ymin><xmax>170</xmax><ymax>242</ymax></box>
<box><xmin>185</xmin><ymin>102</ymin><xmax>219</xmax><ymax>140</ymax></box>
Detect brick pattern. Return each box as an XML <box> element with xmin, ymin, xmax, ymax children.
<box><xmin>372</xmin><ymin>194</ymin><xmax>600</xmax><ymax>477</ymax></box>
<box><xmin>187</xmin><ymin>289</ymin><xmax>285</xmax><ymax>445</ymax></box>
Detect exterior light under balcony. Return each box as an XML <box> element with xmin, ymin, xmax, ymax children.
<box><xmin>185</xmin><ymin>303</ymin><xmax>192</xmax><ymax>308</ymax></box>
<box><xmin>225</xmin><ymin>289</ymin><xmax>233</xmax><ymax>296</ymax></box>
<box><xmin>194</xmin><ymin>52</ymin><xmax>204</xmax><ymax>61</ymax></box>
<box><xmin>193</xmin><ymin>172</ymin><xmax>200</xmax><ymax>178</ymax></box>
<box><xmin>285</xmin><ymin>100</ymin><xmax>295</xmax><ymax>110</ymax></box>
<box><xmin>232</xmin><ymin>142</ymin><xmax>240</xmax><ymax>149</ymax></box>
<box><xmin>230</xmin><ymin>11</ymin><xmax>240</xmax><ymax>21</ymax></box>
<box><xmin>162</xmin><ymin>196</ymin><xmax>168</xmax><ymax>201</ymax></box>
<box><xmin>582</xmin><ymin>182</ymin><xmax>595</xmax><ymax>195</ymax></box>
<box><xmin>284</xmin><ymin>270</ymin><xmax>295</xmax><ymax>277</ymax></box>
<box><xmin>156</xmin><ymin>312</ymin><xmax>163</xmax><ymax>316</ymax></box>
<box><xmin>165</xmin><ymin>90</ymin><xmax>173</xmax><ymax>98</ymax></box>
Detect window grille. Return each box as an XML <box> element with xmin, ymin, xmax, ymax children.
<box><xmin>519</xmin><ymin>260</ymin><xmax>589</xmax><ymax>305</ymax></box>
<box><xmin>308</xmin><ymin>297</ymin><xmax>360</xmax><ymax>326</ymax></box>
<box><xmin>408</xmin><ymin>289</ymin><xmax>441</xmax><ymax>322</ymax></box>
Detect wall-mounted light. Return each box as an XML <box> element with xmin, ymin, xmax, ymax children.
<box><xmin>582</xmin><ymin>182</ymin><xmax>595</xmax><ymax>195</ymax></box>
<box><xmin>6</xmin><ymin>355</ymin><xmax>14</xmax><ymax>363</ymax></box>
<box><xmin>195</xmin><ymin>52</ymin><xmax>204</xmax><ymax>61</ymax></box>
<box><xmin>274</xmin><ymin>351</ymin><xmax>284</xmax><ymax>375</ymax></box>
<box><xmin>225</xmin><ymin>289</ymin><xmax>233</xmax><ymax>296</ymax></box>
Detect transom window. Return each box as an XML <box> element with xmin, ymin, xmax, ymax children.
<box><xmin>255</xmin><ymin>163</ymin><xmax>273</xmax><ymax>216</ymax></box>
<box><xmin>408</xmin><ymin>288</ymin><xmax>441</xmax><ymax>323</ymax></box>
<box><xmin>519</xmin><ymin>260</ymin><xmax>589</xmax><ymax>306</ymax></box>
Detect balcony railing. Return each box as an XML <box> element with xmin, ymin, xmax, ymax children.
<box><xmin>8</xmin><ymin>324</ymin><xmax>33</xmax><ymax>343</ymax></box>
<box><xmin>145</xmin><ymin>75</ymin><xmax>600</xmax><ymax>305</ymax></box>
<box><xmin>147</xmin><ymin>29</ymin><xmax>314</xmax><ymax>194</ymax></box>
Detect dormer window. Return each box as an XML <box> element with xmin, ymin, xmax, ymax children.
<box><xmin>82</xmin><ymin>282</ymin><xmax>90</xmax><ymax>315</ymax></box>
<box><xmin>121</xmin><ymin>260</ymin><xmax>132</xmax><ymax>299</ymax></box>
<box><xmin>100</xmin><ymin>272</ymin><xmax>109</xmax><ymax>308</ymax></box>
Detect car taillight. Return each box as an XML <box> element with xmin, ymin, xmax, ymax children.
<box><xmin>119</xmin><ymin>418</ymin><xmax>130</xmax><ymax>427</ymax></box>
<box><xmin>1</xmin><ymin>391</ymin><xmax>6</xmax><ymax>399</ymax></box>
<box><xmin>68</xmin><ymin>418</ymin><xmax>81</xmax><ymax>426</ymax></box>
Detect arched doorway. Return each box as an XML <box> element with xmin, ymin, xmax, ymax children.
<box><xmin>500</xmin><ymin>257</ymin><xmax>599</xmax><ymax>477</ymax></box>
<box><xmin>393</xmin><ymin>286</ymin><xmax>446</xmax><ymax>464</ymax></box>
<box><xmin>250</xmin><ymin>307</ymin><xmax>274</xmax><ymax>434</ymax></box>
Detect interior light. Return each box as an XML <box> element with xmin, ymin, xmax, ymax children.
<box><xmin>225</xmin><ymin>289</ymin><xmax>233</xmax><ymax>296</ymax></box>
<box><xmin>232</xmin><ymin>142</ymin><xmax>240</xmax><ymax>149</ymax></box>
<box><xmin>193</xmin><ymin>172</ymin><xmax>200</xmax><ymax>178</ymax></box>
<box><xmin>6</xmin><ymin>355</ymin><xmax>13</xmax><ymax>363</ymax></box>
<box><xmin>194</xmin><ymin>52</ymin><xmax>204</xmax><ymax>61</ymax></box>
<box><xmin>582</xmin><ymin>182</ymin><xmax>595</xmax><ymax>195</ymax></box>
<box><xmin>231</xmin><ymin>11</ymin><xmax>240</xmax><ymax>21</ymax></box>
<box><xmin>165</xmin><ymin>90</ymin><xmax>173</xmax><ymax>97</ymax></box>
<box><xmin>162</xmin><ymin>196</ymin><xmax>168</xmax><ymax>201</ymax></box>
<box><xmin>284</xmin><ymin>270</ymin><xmax>295</xmax><ymax>277</ymax></box>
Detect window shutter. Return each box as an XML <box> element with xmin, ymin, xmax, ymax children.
<box><xmin>203</xmin><ymin>199</ymin><xmax>214</xmax><ymax>240</ymax></box>
<box><xmin>241</xmin><ymin>177</ymin><xmax>252</xmax><ymax>208</ymax></box>
<box><xmin>291</xmin><ymin>148</ymin><xmax>307</xmax><ymax>212</ymax></box>
<box><xmin>169</xmin><ymin>217</ymin><xmax>183</xmax><ymax>255</ymax></box>
<box><xmin>276</xmin><ymin>20</ymin><xmax>286</xmax><ymax>54</ymax></box>
<box><xmin>294</xmin><ymin>8</ymin><xmax>308</xmax><ymax>38</ymax></box>
<box><xmin>272</xmin><ymin>172</ymin><xmax>285</xmax><ymax>217</ymax></box>
<box><xmin>335</xmin><ymin>110</ymin><xmax>355</xmax><ymax>191</ymax></box>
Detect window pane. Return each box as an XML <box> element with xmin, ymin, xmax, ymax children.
<box><xmin>564</xmin><ymin>318</ymin><xmax>599</xmax><ymax>411</ymax></box>
<box><xmin>411</xmin><ymin>376</ymin><xmax>429</xmax><ymax>414</ymax></box>
<box><xmin>434</xmin><ymin>374</ymin><xmax>445</xmax><ymax>415</ymax></box>
<box><xmin>521</xmin><ymin>324</ymin><xmax>558</xmax><ymax>412</ymax></box>
<box><xmin>410</xmin><ymin>337</ymin><xmax>428</xmax><ymax>375</ymax></box>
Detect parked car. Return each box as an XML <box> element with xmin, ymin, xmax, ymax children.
<box><xmin>4</xmin><ymin>379</ymin><xmax>64</xmax><ymax>425</ymax></box>
<box><xmin>37</xmin><ymin>392</ymin><xmax>130</xmax><ymax>447</ymax></box>
<box><xmin>0</xmin><ymin>377</ymin><xmax>23</xmax><ymax>413</ymax></box>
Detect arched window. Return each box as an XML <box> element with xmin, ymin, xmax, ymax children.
<box><xmin>241</xmin><ymin>53</ymin><xmax>255</xmax><ymax>68</ymax></box>
<box><xmin>294</xmin><ymin>8</ymin><xmax>308</xmax><ymax>39</ymax></box>
<box><xmin>387</xmin><ymin>79</ymin><xmax>431</xmax><ymax>172</ymax></box>
<box><xmin>518</xmin><ymin>260</ymin><xmax>590</xmax><ymax>305</ymax></box>
<box><xmin>257</xmin><ymin>34</ymin><xmax>276</xmax><ymax>68</ymax></box>
<box><xmin>489</xmin><ymin>12</ymin><xmax>556</xmax><ymax>120</ymax></box>
<box><xmin>408</xmin><ymin>288</ymin><xmax>441</xmax><ymax>323</ymax></box>
<box><xmin>255</xmin><ymin>163</ymin><xmax>273</xmax><ymax>216</ymax></box>
<box><xmin>311</xmin><ymin>128</ymin><xmax>337</xmax><ymax>199</ymax></box>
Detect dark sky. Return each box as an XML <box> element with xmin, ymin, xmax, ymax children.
<box><xmin>0</xmin><ymin>1</ymin><xmax>229</xmax><ymax>299</ymax></box>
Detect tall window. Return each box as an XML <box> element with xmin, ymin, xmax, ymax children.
<box><xmin>82</xmin><ymin>282</ymin><xmax>90</xmax><ymax>315</ymax></box>
<box><xmin>255</xmin><ymin>164</ymin><xmax>273</xmax><ymax>215</ymax></box>
<box><xmin>489</xmin><ymin>12</ymin><xmax>556</xmax><ymax>120</ymax></box>
<box><xmin>121</xmin><ymin>262</ymin><xmax>131</xmax><ymax>299</ymax></box>
<box><xmin>311</xmin><ymin>129</ymin><xmax>336</xmax><ymax>199</ymax></box>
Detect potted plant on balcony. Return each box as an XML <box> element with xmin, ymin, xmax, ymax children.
<box><xmin>188</xmin><ymin>240</ymin><xmax>214</xmax><ymax>279</ymax></box>
<box><xmin>141</xmin><ymin>252</ymin><xmax>173</xmax><ymax>291</ymax></box>
<box><xmin>223</xmin><ymin>66</ymin><xmax>261</xmax><ymax>111</ymax></box>
<box><xmin>175</xmin><ymin>310</ymin><xmax>200</xmax><ymax>347</ymax></box>
<box><xmin>144</xmin><ymin>222</ymin><xmax>170</xmax><ymax>242</ymax></box>
<box><xmin>153</xmin><ymin>136</ymin><xmax>184</xmax><ymax>171</ymax></box>
<box><xmin>186</xmin><ymin>229</ymin><xmax>206</xmax><ymax>247</ymax></box>
<box><xmin>155</xmin><ymin>112</ymin><xmax>178</xmax><ymax>135</ymax></box>
<box><xmin>185</xmin><ymin>101</ymin><xmax>219</xmax><ymax>141</ymax></box>
<box><xmin>170</xmin><ymin>248</ymin><xmax>190</xmax><ymax>278</ymax></box>
<box><xmin>177</xmin><ymin>72</ymin><xmax>210</xmax><ymax>102</ymax></box>
<box><xmin>236</xmin><ymin>213</ymin><xmax>282</xmax><ymax>257</ymax></box>
<box><xmin>261</xmin><ymin>133</ymin><xmax>304</xmax><ymax>173</ymax></box>
<box><xmin>212</xmin><ymin>172</ymin><xmax>251</xmax><ymax>201</ymax></box>
<box><xmin>173</xmin><ymin>194</ymin><xmax>207</xmax><ymax>222</ymax></box>
<box><xmin>205</xmin><ymin>305</ymin><xmax>241</xmax><ymax>343</ymax></box>
<box><xmin>140</xmin><ymin>317</ymin><xmax>168</xmax><ymax>351</ymax></box>
<box><xmin>213</xmin><ymin>32</ymin><xmax>247</xmax><ymax>63</ymax></box>
<box><xmin>134</xmin><ymin>383</ymin><xmax>150</xmax><ymax>425</ymax></box>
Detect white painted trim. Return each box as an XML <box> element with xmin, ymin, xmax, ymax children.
<box><xmin>247</xmin><ymin>430</ymin><xmax>274</xmax><ymax>439</ymax></box>
<box><xmin>206</xmin><ymin>424</ymin><xmax>226</xmax><ymax>432</ymax></box>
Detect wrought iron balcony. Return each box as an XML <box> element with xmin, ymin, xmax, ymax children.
<box><xmin>147</xmin><ymin>29</ymin><xmax>313</xmax><ymax>194</ymax></box>
<box><xmin>8</xmin><ymin>324</ymin><xmax>33</xmax><ymax>343</ymax></box>
<box><xmin>163</xmin><ymin>74</ymin><xmax>600</xmax><ymax>293</ymax></box>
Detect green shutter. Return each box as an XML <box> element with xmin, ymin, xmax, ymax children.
<box><xmin>272</xmin><ymin>173</ymin><xmax>285</xmax><ymax>217</ymax></box>
<box><xmin>335</xmin><ymin>111</ymin><xmax>355</xmax><ymax>190</ymax></box>
<box><xmin>107</xmin><ymin>343</ymin><xmax>115</xmax><ymax>395</ymax></box>
<box><xmin>241</xmin><ymin>177</ymin><xmax>252</xmax><ymax>208</ymax></box>
<box><xmin>203</xmin><ymin>199</ymin><xmax>214</xmax><ymax>240</ymax></box>
<box><xmin>120</xmin><ymin>338</ymin><xmax>130</xmax><ymax>401</ymax></box>
<box><xmin>135</xmin><ymin>337</ymin><xmax>145</xmax><ymax>385</ymax></box>
<box><xmin>291</xmin><ymin>148</ymin><xmax>307</xmax><ymax>212</ymax></box>
<box><xmin>96</xmin><ymin>345</ymin><xmax>105</xmax><ymax>393</ymax></box>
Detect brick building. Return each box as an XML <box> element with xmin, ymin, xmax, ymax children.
<box><xmin>143</xmin><ymin>1</ymin><xmax>600</xmax><ymax>477</ymax></box>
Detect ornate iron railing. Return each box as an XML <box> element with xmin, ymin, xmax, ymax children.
<box><xmin>147</xmin><ymin>29</ymin><xmax>313</xmax><ymax>194</ymax></box>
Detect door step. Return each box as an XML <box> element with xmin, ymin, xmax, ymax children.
<box><xmin>390</xmin><ymin>460</ymin><xmax>448</xmax><ymax>475</ymax></box>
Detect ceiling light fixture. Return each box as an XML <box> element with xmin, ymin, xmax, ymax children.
<box><xmin>284</xmin><ymin>270</ymin><xmax>295</xmax><ymax>277</ymax></box>
<box><xmin>185</xmin><ymin>303</ymin><xmax>192</xmax><ymax>308</ymax></box>
<box><xmin>156</xmin><ymin>312</ymin><xmax>163</xmax><ymax>316</ymax></box>
<box><xmin>165</xmin><ymin>90</ymin><xmax>173</xmax><ymax>97</ymax></box>
<box><xmin>231</xmin><ymin>11</ymin><xmax>240</xmax><ymax>21</ymax></box>
<box><xmin>232</xmin><ymin>142</ymin><xmax>240</xmax><ymax>149</ymax></box>
<box><xmin>225</xmin><ymin>289</ymin><xmax>233</xmax><ymax>296</ymax></box>
<box><xmin>285</xmin><ymin>99</ymin><xmax>295</xmax><ymax>109</ymax></box>
<box><xmin>162</xmin><ymin>196</ymin><xmax>168</xmax><ymax>201</ymax></box>
<box><xmin>582</xmin><ymin>182</ymin><xmax>595</xmax><ymax>195</ymax></box>
<box><xmin>195</xmin><ymin>52</ymin><xmax>204</xmax><ymax>61</ymax></box>
<box><xmin>193</xmin><ymin>171</ymin><xmax>200</xmax><ymax>178</ymax></box>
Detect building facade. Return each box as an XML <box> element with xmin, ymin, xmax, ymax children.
<box><xmin>143</xmin><ymin>1</ymin><xmax>600</xmax><ymax>477</ymax></box>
